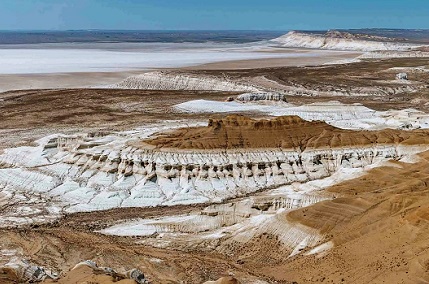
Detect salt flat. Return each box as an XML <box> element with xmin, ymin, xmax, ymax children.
<box><xmin>0</xmin><ymin>47</ymin><xmax>292</xmax><ymax>74</ymax></box>
<box><xmin>0</xmin><ymin>42</ymin><xmax>358</xmax><ymax>92</ymax></box>
<box><xmin>0</xmin><ymin>41</ymin><xmax>343</xmax><ymax>75</ymax></box>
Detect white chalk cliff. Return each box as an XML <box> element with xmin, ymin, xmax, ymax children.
<box><xmin>236</xmin><ymin>92</ymin><xmax>287</xmax><ymax>102</ymax></box>
<box><xmin>111</xmin><ymin>71</ymin><xmax>260</xmax><ymax>92</ymax></box>
<box><xmin>271</xmin><ymin>31</ymin><xmax>418</xmax><ymax>51</ymax></box>
<box><xmin>0</xmin><ymin>128</ymin><xmax>426</xmax><ymax>227</ymax></box>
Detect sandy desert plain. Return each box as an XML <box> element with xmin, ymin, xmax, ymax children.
<box><xmin>1</xmin><ymin>30</ymin><xmax>429</xmax><ymax>283</ymax></box>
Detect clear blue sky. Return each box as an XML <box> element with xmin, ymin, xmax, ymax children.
<box><xmin>0</xmin><ymin>0</ymin><xmax>428</xmax><ymax>31</ymax></box>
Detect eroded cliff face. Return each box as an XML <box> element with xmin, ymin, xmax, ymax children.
<box><xmin>111</xmin><ymin>71</ymin><xmax>261</xmax><ymax>92</ymax></box>
<box><xmin>1</xmin><ymin>116</ymin><xmax>428</xmax><ymax>227</ymax></box>
<box><xmin>58</xmin><ymin>142</ymin><xmax>405</xmax><ymax>207</ymax></box>
<box><xmin>143</xmin><ymin>115</ymin><xmax>429</xmax><ymax>149</ymax></box>
<box><xmin>236</xmin><ymin>92</ymin><xmax>287</xmax><ymax>102</ymax></box>
<box><xmin>271</xmin><ymin>31</ymin><xmax>418</xmax><ymax>51</ymax></box>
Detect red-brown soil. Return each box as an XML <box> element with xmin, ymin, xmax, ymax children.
<box><xmin>144</xmin><ymin>115</ymin><xmax>429</xmax><ymax>150</ymax></box>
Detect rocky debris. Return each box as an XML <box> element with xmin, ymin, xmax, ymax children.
<box><xmin>236</xmin><ymin>92</ymin><xmax>287</xmax><ymax>102</ymax></box>
<box><xmin>396</xmin><ymin>72</ymin><xmax>408</xmax><ymax>80</ymax></box>
<box><xmin>72</xmin><ymin>260</ymin><xmax>147</xmax><ymax>283</ymax></box>
<box><xmin>325</xmin><ymin>30</ymin><xmax>406</xmax><ymax>42</ymax></box>
<box><xmin>359</xmin><ymin>50</ymin><xmax>429</xmax><ymax>58</ymax></box>
<box><xmin>0</xmin><ymin>259</ymin><xmax>57</xmax><ymax>283</ymax></box>
<box><xmin>127</xmin><ymin>268</ymin><xmax>147</xmax><ymax>284</ymax></box>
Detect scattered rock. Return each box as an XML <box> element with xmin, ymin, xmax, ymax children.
<box><xmin>396</xmin><ymin>73</ymin><xmax>408</xmax><ymax>80</ymax></box>
<box><xmin>127</xmin><ymin>268</ymin><xmax>146</xmax><ymax>284</ymax></box>
<box><xmin>0</xmin><ymin>259</ymin><xmax>57</xmax><ymax>283</ymax></box>
<box><xmin>236</xmin><ymin>92</ymin><xmax>287</xmax><ymax>102</ymax></box>
<box><xmin>69</xmin><ymin>260</ymin><xmax>147</xmax><ymax>283</ymax></box>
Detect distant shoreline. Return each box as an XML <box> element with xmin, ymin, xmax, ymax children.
<box><xmin>0</xmin><ymin>46</ymin><xmax>359</xmax><ymax>92</ymax></box>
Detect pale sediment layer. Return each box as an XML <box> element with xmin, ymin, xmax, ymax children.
<box><xmin>1</xmin><ymin>116</ymin><xmax>429</xmax><ymax>227</ymax></box>
<box><xmin>111</xmin><ymin>57</ymin><xmax>429</xmax><ymax>99</ymax></box>
<box><xmin>235</xmin><ymin>92</ymin><xmax>287</xmax><ymax>102</ymax></box>
<box><xmin>359</xmin><ymin>50</ymin><xmax>429</xmax><ymax>59</ymax></box>
<box><xmin>174</xmin><ymin>100</ymin><xmax>429</xmax><ymax>130</ymax></box>
<box><xmin>111</xmin><ymin>71</ymin><xmax>261</xmax><ymax>92</ymax></box>
<box><xmin>271</xmin><ymin>30</ymin><xmax>421</xmax><ymax>51</ymax></box>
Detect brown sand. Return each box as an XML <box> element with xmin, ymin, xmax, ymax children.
<box><xmin>0</xmin><ymin>89</ymin><xmax>240</xmax><ymax>150</ymax></box>
<box><xmin>184</xmin><ymin>57</ymin><xmax>429</xmax><ymax>92</ymax></box>
<box><xmin>1</xmin><ymin>53</ymin><xmax>429</xmax><ymax>284</ymax></box>
<box><xmin>203</xmin><ymin>276</ymin><xmax>240</xmax><ymax>284</ymax></box>
<box><xmin>2</xmin><ymin>151</ymin><xmax>429</xmax><ymax>283</ymax></box>
<box><xmin>143</xmin><ymin>115</ymin><xmax>429</xmax><ymax>150</ymax></box>
<box><xmin>259</xmin><ymin>151</ymin><xmax>429</xmax><ymax>283</ymax></box>
<box><xmin>0</xmin><ymin>89</ymin><xmax>238</xmax><ymax>130</ymax></box>
<box><xmin>0</xmin><ymin>70</ymin><xmax>146</xmax><ymax>93</ymax></box>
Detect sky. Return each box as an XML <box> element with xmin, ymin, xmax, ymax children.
<box><xmin>0</xmin><ymin>0</ymin><xmax>428</xmax><ymax>31</ymax></box>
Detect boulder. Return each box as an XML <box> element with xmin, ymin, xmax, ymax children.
<box><xmin>396</xmin><ymin>72</ymin><xmax>408</xmax><ymax>80</ymax></box>
<box><xmin>236</xmin><ymin>92</ymin><xmax>287</xmax><ymax>102</ymax></box>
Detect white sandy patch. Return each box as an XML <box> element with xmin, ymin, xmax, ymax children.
<box><xmin>175</xmin><ymin>99</ymin><xmax>429</xmax><ymax>130</ymax></box>
<box><xmin>304</xmin><ymin>241</ymin><xmax>334</xmax><ymax>257</ymax></box>
<box><xmin>0</xmin><ymin>46</ymin><xmax>326</xmax><ymax>75</ymax></box>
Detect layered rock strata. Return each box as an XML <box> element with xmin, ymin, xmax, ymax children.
<box><xmin>272</xmin><ymin>30</ymin><xmax>419</xmax><ymax>51</ymax></box>
<box><xmin>111</xmin><ymin>71</ymin><xmax>260</xmax><ymax>92</ymax></box>
<box><xmin>236</xmin><ymin>92</ymin><xmax>287</xmax><ymax>102</ymax></box>
<box><xmin>1</xmin><ymin>116</ymin><xmax>429</xmax><ymax>224</ymax></box>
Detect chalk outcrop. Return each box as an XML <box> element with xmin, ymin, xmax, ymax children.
<box><xmin>1</xmin><ymin>116</ymin><xmax>428</xmax><ymax>225</ymax></box>
<box><xmin>272</xmin><ymin>30</ymin><xmax>418</xmax><ymax>51</ymax></box>
<box><xmin>236</xmin><ymin>92</ymin><xmax>287</xmax><ymax>102</ymax></box>
<box><xmin>0</xmin><ymin>259</ymin><xmax>57</xmax><ymax>283</ymax></box>
<box><xmin>396</xmin><ymin>72</ymin><xmax>408</xmax><ymax>80</ymax></box>
<box><xmin>111</xmin><ymin>71</ymin><xmax>260</xmax><ymax>92</ymax></box>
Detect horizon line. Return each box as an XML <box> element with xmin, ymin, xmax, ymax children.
<box><xmin>0</xmin><ymin>28</ymin><xmax>429</xmax><ymax>32</ymax></box>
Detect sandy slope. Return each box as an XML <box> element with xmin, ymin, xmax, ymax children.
<box><xmin>2</xmin><ymin>151</ymin><xmax>429</xmax><ymax>283</ymax></box>
<box><xmin>259</xmin><ymin>151</ymin><xmax>429</xmax><ymax>283</ymax></box>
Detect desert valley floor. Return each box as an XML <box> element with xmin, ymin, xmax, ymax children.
<box><xmin>1</xmin><ymin>31</ymin><xmax>429</xmax><ymax>283</ymax></box>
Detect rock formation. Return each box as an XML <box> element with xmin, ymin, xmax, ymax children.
<box><xmin>111</xmin><ymin>71</ymin><xmax>260</xmax><ymax>92</ymax></box>
<box><xmin>272</xmin><ymin>30</ymin><xmax>418</xmax><ymax>51</ymax></box>
<box><xmin>143</xmin><ymin>115</ymin><xmax>429</xmax><ymax>149</ymax></box>
<box><xmin>235</xmin><ymin>92</ymin><xmax>287</xmax><ymax>102</ymax></box>
<box><xmin>2</xmin><ymin>115</ymin><xmax>427</xmax><ymax>222</ymax></box>
<box><xmin>1</xmin><ymin>116</ymin><xmax>429</xmax><ymax>227</ymax></box>
<box><xmin>0</xmin><ymin>259</ymin><xmax>57</xmax><ymax>283</ymax></box>
<box><xmin>396</xmin><ymin>72</ymin><xmax>408</xmax><ymax>80</ymax></box>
